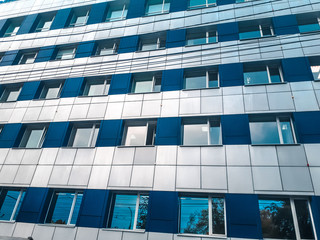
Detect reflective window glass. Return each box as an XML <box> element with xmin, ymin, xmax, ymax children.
<box><xmin>211</xmin><ymin>198</ymin><xmax>225</xmax><ymax>235</ymax></box>
<box><xmin>297</xmin><ymin>16</ymin><xmax>320</xmax><ymax>33</ymax></box>
<box><xmin>239</xmin><ymin>25</ymin><xmax>261</xmax><ymax>40</ymax></box>
<box><xmin>56</xmin><ymin>48</ymin><xmax>75</xmax><ymax>60</ymax></box>
<box><xmin>125</xmin><ymin>125</ymin><xmax>147</xmax><ymax>146</ymax></box>
<box><xmin>185</xmin><ymin>73</ymin><xmax>207</xmax><ymax>89</ymax></box>
<box><xmin>83</xmin><ymin>78</ymin><xmax>110</xmax><ymax>96</ymax></box>
<box><xmin>250</xmin><ymin>120</ymin><xmax>280</xmax><ymax>144</ymax></box>
<box><xmin>19</xmin><ymin>126</ymin><xmax>47</xmax><ymax>148</ymax></box>
<box><xmin>132</xmin><ymin>74</ymin><xmax>161</xmax><ymax>93</ymax></box>
<box><xmin>269</xmin><ymin>66</ymin><xmax>282</xmax><ymax>83</ymax></box>
<box><xmin>146</xmin><ymin>0</ymin><xmax>170</xmax><ymax>15</ymax></box>
<box><xmin>4</xmin><ymin>22</ymin><xmax>20</xmax><ymax>37</ymax></box>
<box><xmin>106</xmin><ymin>5</ymin><xmax>127</xmax><ymax>21</ymax></box>
<box><xmin>19</xmin><ymin>53</ymin><xmax>37</xmax><ymax>64</ymax></box>
<box><xmin>68</xmin><ymin>123</ymin><xmax>100</xmax><ymax>148</ymax></box>
<box><xmin>35</xmin><ymin>15</ymin><xmax>54</xmax><ymax>32</ymax></box>
<box><xmin>186</xmin><ymin>32</ymin><xmax>206</xmax><ymax>46</ymax></box>
<box><xmin>39</xmin><ymin>81</ymin><xmax>63</xmax><ymax>99</ymax></box>
<box><xmin>0</xmin><ymin>86</ymin><xmax>21</xmax><ymax>102</ymax></box>
<box><xmin>294</xmin><ymin>200</ymin><xmax>315</xmax><ymax>239</ymax></box>
<box><xmin>244</xmin><ymin>67</ymin><xmax>269</xmax><ymax>85</ymax></box>
<box><xmin>96</xmin><ymin>42</ymin><xmax>117</xmax><ymax>55</ymax></box>
<box><xmin>69</xmin><ymin>10</ymin><xmax>89</xmax><ymax>27</ymax></box>
<box><xmin>311</xmin><ymin>65</ymin><xmax>320</xmax><ymax>80</ymax></box>
<box><xmin>0</xmin><ymin>190</ymin><xmax>25</xmax><ymax>221</ymax></box>
<box><xmin>279</xmin><ymin>118</ymin><xmax>294</xmax><ymax>144</ymax></box>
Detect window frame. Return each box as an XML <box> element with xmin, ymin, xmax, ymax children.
<box><xmin>186</xmin><ymin>30</ymin><xmax>218</xmax><ymax>46</ymax></box>
<box><xmin>45</xmin><ymin>190</ymin><xmax>83</xmax><ymax>226</ymax></box>
<box><xmin>145</xmin><ymin>0</ymin><xmax>170</xmax><ymax>16</ymax></box>
<box><xmin>183</xmin><ymin>69</ymin><xmax>219</xmax><ymax>90</ymax></box>
<box><xmin>188</xmin><ymin>0</ymin><xmax>216</xmax><ymax>9</ymax></box>
<box><xmin>108</xmin><ymin>192</ymin><xmax>149</xmax><ymax>231</ymax></box>
<box><xmin>122</xmin><ymin>120</ymin><xmax>157</xmax><ymax>146</ymax></box>
<box><xmin>96</xmin><ymin>41</ymin><xmax>118</xmax><ymax>56</ymax></box>
<box><xmin>18</xmin><ymin>125</ymin><xmax>48</xmax><ymax>149</ymax></box>
<box><xmin>18</xmin><ymin>52</ymin><xmax>38</xmax><ymax>65</ymax></box>
<box><xmin>244</xmin><ymin>64</ymin><xmax>284</xmax><ymax>86</ymax></box>
<box><xmin>3</xmin><ymin>21</ymin><xmax>21</xmax><ymax>37</ymax></box>
<box><xmin>55</xmin><ymin>46</ymin><xmax>77</xmax><ymax>60</ymax></box>
<box><xmin>34</xmin><ymin>14</ymin><xmax>55</xmax><ymax>32</ymax></box>
<box><xmin>131</xmin><ymin>73</ymin><xmax>162</xmax><ymax>94</ymax></box>
<box><xmin>67</xmin><ymin>122</ymin><xmax>100</xmax><ymax>148</ymax></box>
<box><xmin>297</xmin><ymin>15</ymin><xmax>320</xmax><ymax>33</ymax></box>
<box><xmin>82</xmin><ymin>76</ymin><xmax>111</xmax><ymax>97</ymax></box>
<box><xmin>179</xmin><ymin>194</ymin><xmax>226</xmax><ymax>237</ymax></box>
<box><xmin>0</xmin><ymin>189</ymin><xmax>25</xmax><ymax>222</ymax></box>
<box><xmin>38</xmin><ymin>80</ymin><xmax>64</xmax><ymax>100</ymax></box>
<box><xmin>105</xmin><ymin>4</ymin><xmax>128</xmax><ymax>22</ymax></box>
<box><xmin>139</xmin><ymin>35</ymin><xmax>166</xmax><ymax>52</ymax></box>
<box><xmin>0</xmin><ymin>85</ymin><xmax>22</xmax><ymax>102</ymax></box>
<box><xmin>239</xmin><ymin>23</ymin><xmax>274</xmax><ymax>40</ymax></box>
<box><xmin>68</xmin><ymin>9</ymin><xmax>90</xmax><ymax>28</ymax></box>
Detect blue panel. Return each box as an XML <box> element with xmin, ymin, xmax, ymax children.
<box><xmin>17</xmin><ymin>81</ymin><xmax>41</xmax><ymax>101</ymax></box>
<box><xmin>96</xmin><ymin>120</ymin><xmax>123</xmax><ymax>147</ymax></box>
<box><xmin>35</xmin><ymin>46</ymin><xmax>56</xmax><ymax>62</ymax></box>
<box><xmin>146</xmin><ymin>191</ymin><xmax>179</xmax><ymax>233</ymax></box>
<box><xmin>161</xmin><ymin>69</ymin><xmax>183</xmax><ymax>92</ymax></box>
<box><xmin>87</xmin><ymin>2</ymin><xmax>108</xmax><ymax>25</ymax></box>
<box><xmin>118</xmin><ymin>36</ymin><xmax>139</xmax><ymax>54</ymax></box>
<box><xmin>219</xmin><ymin>63</ymin><xmax>243</xmax><ymax>87</ymax></box>
<box><xmin>50</xmin><ymin>8</ymin><xmax>72</xmax><ymax>30</ymax></box>
<box><xmin>0</xmin><ymin>123</ymin><xmax>22</xmax><ymax>148</ymax></box>
<box><xmin>281</xmin><ymin>57</ymin><xmax>314</xmax><ymax>82</ymax></box>
<box><xmin>127</xmin><ymin>0</ymin><xmax>146</xmax><ymax>19</ymax></box>
<box><xmin>0</xmin><ymin>50</ymin><xmax>19</xmax><ymax>66</ymax></box>
<box><xmin>109</xmin><ymin>73</ymin><xmax>132</xmax><ymax>95</ymax></box>
<box><xmin>221</xmin><ymin>114</ymin><xmax>251</xmax><ymax>144</ymax></box>
<box><xmin>217</xmin><ymin>0</ymin><xmax>235</xmax><ymax>5</ymax></box>
<box><xmin>217</xmin><ymin>22</ymin><xmax>239</xmax><ymax>42</ymax></box>
<box><xmin>60</xmin><ymin>77</ymin><xmax>84</xmax><ymax>98</ymax></box>
<box><xmin>293</xmin><ymin>112</ymin><xmax>320</xmax><ymax>143</ymax></box>
<box><xmin>43</xmin><ymin>122</ymin><xmax>70</xmax><ymax>148</ymax></box>
<box><xmin>226</xmin><ymin>194</ymin><xmax>262</xmax><ymax>239</ymax></box>
<box><xmin>16</xmin><ymin>188</ymin><xmax>50</xmax><ymax>224</ymax></box>
<box><xmin>77</xmin><ymin>190</ymin><xmax>110</xmax><ymax>228</ymax></box>
<box><xmin>75</xmin><ymin>41</ymin><xmax>96</xmax><ymax>58</ymax></box>
<box><xmin>170</xmin><ymin>0</ymin><xmax>188</xmax><ymax>12</ymax></box>
<box><xmin>310</xmin><ymin>196</ymin><xmax>320</xmax><ymax>239</ymax></box>
<box><xmin>0</xmin><ymin>19</ymin><xmax>8</xmax><ymax>37</ymax></box>
<box><xmin>17</xmin><ymin>14</ymin><xmax>38</xmax><ymax>35</ymax></box>
<box><xmin>155</xmin><ymin>117</ymin><xmax>181</xmax><ymax>145</ymax></box>
<box><xmin>166</xmin><ymin>29</ymin><xmax>186</xmax><ymax>48</ymax></box>
<box><xmin>272</xmin><ymin>15</ymin><xmax>299</xmax><ymax>35</ymax></box>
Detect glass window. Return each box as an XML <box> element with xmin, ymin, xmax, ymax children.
<box><xmin>18</xmin><ymin>52</ymin><xmax>37</xmax><ymax>64</ymax></box>
<box><xmin>259</xmin><ymin>198</ymin><xmax>315</xmax><ymax>239</ymax></box>
<box><xmin>69</xmin><ymin>9</ymin><xmax>89</xmax><ymax>27</ymax></box>
<box><xmin>96</xmin><ymin>41</ymin><xmax>118</xmax><ymax>56</ymax></box>
<box><xmin>186</xmin><ymin>30</ymin><xmax>217</xmax><ymax>46</ymax></box>
<box><xmin>188</xmin><ymin>0</ymin><xmax>216</xmax><ymax>9</ymax></box>
<box><xmin>123</xmin><ymin>121</ymin><xmax>157</xmax><ymax>146</ymax></box>
<box><xmin>55</xmin><ymin>47</ymin><xmax>76</xmax><ymax>60</ymax></box>
<box><xmin>297</xmin><ymin>16</ymin><xmax>320</xmax><ymax>33</ymax></box>
<box><xmin>82</xmin><ymin>77</ymin><xmax>110</xmax><ymax>96</ymax></box>
<box><xmin>236</xmin><ymin>0</ymin><xmax>252</xmax><ymax>3</ymax></box>
<box><xmin>180</xmin><ymin>196</ymin><xmax>225</xmax><ymax>236</ymax></box>
<box><xmin>145</xmin><ymin>0</ymin><xmax>170</xmax><ymax>16</ymax></box>
<box><xmin>0</xmin><ymin>189</ymin><xmax>25</xmax><ymax>221</ymax></box>
<box><xmin>239</xmin><ymin>23</ymin><xmax>274</xmax><ymax>40</ymax></box>
<box><xmin>184</xmin><ymin>69</ymin><xmax>219</xmax><ymax>89</ymax></box>
<box><xmin>35</xmin><ymin>14</ymin><xmax>55</xmax><ymax>32</ymax></box>
<box><xmin>244</xmin><ymin>65</ymin><xmax>283</xmax><ymax>85</ymax></box>
<box><xmin>109</xmin><ymin>193</ymin><xmax>149</xmax><ymax>230</ymax></box>
<box><xmin>106</xmin><ymin>4</ymin><xmax>128</xmax><ymax>22</ymax></box>
<box><xmin>39</xmin><ymin>80</ymin><xmax>64</xmax><ymax>99</ymax></box>
<box><xmin>0</xmin><ymin>85</ymin><xmax>21</xmax><ymax>102</ymax></box>
<box><xmin>19</xmin><ymin>125</ymin><xmax>47</xmax><ymax>148</ymax></box>
<box><xmin>45</xmin><ymin>191</ymin><xmax>83</xmax><ymax>225</ymax></box>
<box><xmin>310</xmin><ymin>63</ymin><xmax>320</xmax><ymax>81</ymax></box>
<box><xmin>68</xmin><ymin>123</ymin><xmax>100</xmax><ymax>148</ymax></box>
<box><xmin>250</xmin><ymin>116</ymin><xmax>296</xmax><ymax>145</ymax></box>
<box><xmin>3</xmin><ymin>21</ymin><xmax>20</xmax><ymax>37</ymax></box>
<box><xmin>183</xmin><ymin>118</ymin><xmax>221</xmax><ymax>145</ymax></box>
<box><xmin>139</xmin><ymin>35</ymin><xmax>166</xmax><ymax>51</ymax></box>
<box><xmin>132</xmin><ymin>73</ymin><xmax>161</xmax><ymax>93</ymax></box>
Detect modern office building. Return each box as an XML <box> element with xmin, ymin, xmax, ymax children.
<box><xmin>0</xmin><ymin>0</ymin><xmax>319</xmax><ymax>239</ymax></box>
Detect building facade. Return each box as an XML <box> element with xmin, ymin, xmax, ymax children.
<box><xmin>0</xmin><ymin>0</ymin><xmax>319</xmax><ymax>239</ymax></box>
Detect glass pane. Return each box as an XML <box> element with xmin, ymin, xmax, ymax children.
<box><xmin>91</xmin><ymin>126</ymin><xmax>99</xmax><ymax>147</ymax></box>
<box><xmin>244</xmin><ymin>69</ymin><xmax>269</xmax><ymax>85</ymax></box>
<box><xmin>208</xmin><ymin>32</ymin><xmax>217</xmax><ymax>43</ymax></box>
<box><xmin>279</xmin><ymin>120</ymin><xmax>294</xmax><ymax>144</ymax></box>
<box><xmin>189</xmin><ymin>0</ymin><xmax>206</xmax><ymax>8</ymax></box>
<box><xmin>212</xmin><ymin>198</ymin><xmax>225</xmax><ymax>235</ymax></box>
<box><xmin>47</xmin><ymin>192</ymin><xmax>74</xmax><ymax>224</ymax></box>
<box><xmin>239</xmin><ymin>26</ymin><xmax>261</xmax><ymax>40</ymax></box>
<box><xmin>20</xmin><ymin>53</ymin><xmax>36</xmax><ymax>64</ymax></box>
<box><xmin>85</xmin><ymin>81</ymin><xmax>105</xmax><ymax>96</ymax></box>
<box><xmin>70</xmin><ymin>193</ymin><xmax>83</xmax><ymax>225</ymax></box>
<box><xmin>294</xmin><ymin>200</ymin><xmax>314</xmax><ymax>239</ymax></box>
<box><xmin>5</xmin><ymin>88</ymin><xmax>20</xmax><ymax>102</ymax></box>
<box><xmin>209</xmin><ymin>122</ymin><xmax>221</xmax><ymax>145</ymax></box>
<box><xmin>146</xmin><ymin>0</ymin><xmax>163</xmax><ymax>15</ymax></box>
<box><xmin>133</xmin><ymin>80</ymin><xmax>153</xmax><ymax>93</ymax></box>
<box><xmin>0</xmin><ymin>190</ymin><xmax>21</xmax><ymax>221</ymax></box>
<box><xmin>250</xmin><ymin>121</ymin><xmax>280</xmax><ymax>144</ymax></box>
<box><xmin>56</xmin><ymin>48</ymin><xmax>74</xmax><ymax>60</ymax></box>
<box><xmin>13</xmin><ymin>191</ymin><xmax>25</xmax><ymax>220</ymax></box>
<box><xmin>110</xmin><ymin>195</ymin><xmax>137</xmax><ymax>230</ymax></box>
<box><xmin>107</xmin><ymin>7</ymin><xmax>127</xmax><ymax>21</ymax></box>
<box><xmin>311</xmin><ymin>65</ymin><xmax>320</xmax><ymax>80</ymax></box>
<box><xmin>259</xmin><ymin>198</ymin><xmax>295</xmax><ymax>239</ymax></box>
<box><xmin>269</xmin><ymin>67</ymin><xmax>281</xmax><ymax>83</ymax></box>
<box><xmin>261</xmin><ymin>26</ymin><xmax>272</xmax><ymax>36</ymax></box>
<box><xmin>98</xmin><ymin>45</ymin><xmax>114</xmax><ymax>55</ymax></box>
<box><xmin>180</xmin><ymin>197</ymin><xmax>209</xmax><ymax>235</ymax></box>
<box><xmin>186</xmin><ymin>32</ymin><xmax>206</xmax><ymax>46</ymax></box>
<box><xmin>208</xmin><ymin>72</ymin><xmax>218</xmax><ymax>87</ymax></box>
<box><xmin>4</xmin><ymin>23</ymin><xmax>20</xmax><ymax>37</ymax></box>
<box><xmin>136</xmin><ymin>195</ymin><xmax>149</xmax><ymax>229</ymax></box>
<box><xmin>163</xmin><ymin>1</ymin><xmax>170</xmax><ymax>12</ymax></box>
<box><xmin>72</xmin><ymin>127</ymin><xmax>92</xmax><ymax>147</ymax></box>
<box><xmin>185</xmin><ymin>75</ymin><xmax>206</xmax><ymax>89</ymax></box>
<box><xmin>44</xmin><ymin>85</ymin><xmax>61</xmax><ymax>99</ymax></box>
<box><xmin>125</xmin><ymin>126</ymin><xmax>147</xmax><ymax>146</ymax></box>
<box><xmin>299</xmin><ymin>23</ymin><xmax>320</xmax><ymax>33</ymax></box>
<box><xmin>184</xmin><ymin>123</ymin><xmax>209</xmax><ymax>145</ymax></box>
<box><xmin>24</xmin><ymin>129</ymin><xmax>44</xmax><ymax>148</ymax></box>
<box><xmin>141</xmin><ymin>42</ymin><xmax>158</xmax><ymax>51</ymax></box>
<box><xmin>208</xmin><ymin>0</ymin><xmax>216</xmax><ymax>4</ymax></box>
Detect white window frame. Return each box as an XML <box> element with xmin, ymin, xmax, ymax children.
<box><xmin>56</xmin><ymin>47</ymin><xmax>76</xmax><ymax>60</ymax></box>
<box><xmin>83</xmin><ymin>77</ymin><xmax>111</xmax><ymax>96</ymax></box>
<box><xmin>0</xmin><ymin>85</ymin><xmax>22</xmax><ymax>102</ymax></box>
<box><xmin>276</xmin><ymin>117</ymin><xmax>297</xmax><ymax>144</ymax></box>
<box><xmin>106</xmin><ymin>4</ymin><xmax>127</xmax><ymax>22</ymax></box>
<box><xmin>184</xmin><ymin>70</ymin><xmax>219</xmax><ymax>89</ymax></box>
<box><xmin>179</xmin><ymin>195</ymin><xmax>226</xmax><ymax>237</ymax></box>
<box><xmin>188</xmin><ymin>0</ymin><xmax>216</xmax><ymax>9</ymax></box>
<box><xmin>3</xmin><ymin>22</ymin><xmax>20</xmax><ymax>37</ymax></box>
<box><xmin>244</xmin><ymin>65</ymin><xmax>284</xmax><ymax>85</ymax></box>
<box><xmin>311</xmin><ymin>64</ymin><xmax>320</xmax><ymax>81</ymax></box>
<box><xmin>186</xmin><ymin>30</ymin><xmax>218</xmax><ymax>46</ymax></box>
<box><xmin>132</xmin><ymin>74</ymin><xmax>161</xmax><ymax>93</ymax></box>
<box><xmin>259</xmin><ymin>24</ymin><xmax>274</xmax><ymax>37</ymax></box>
<box><xmin>18</xmin><ymin>52</ymin><xmax>38</xmax><ymax>65</ymax></box>
<box><xmin>0</xmin><ymin>189</ymin><xmax>25</xmax><ymax>222</ymax></box>
<box><xmin>140</xmin><ymin>36</ymin><xmax>165</xmax><ymax>51</ymax></box>
<box><xmin>39</xmin><ymin>81</ymin><xmax>64</xmax><ymax>99</ymax></box>
<box><xmin>96</xmin><ymin>42</ymin><xmax>118</xmax><ymax>56</ymax></box>
<box><xmin>69</xmin><ymin>9</ymin><xmax>89</xmax><ymax>27</ymax></box>
<box><xmin>35</xmin><ymin>15</ymin><xmax>55</xmax><ymax>32</ymax></box>
<box><xmin>123</xmin><ymin>121</ymin><xmax>157</xmax><ymax>146</ymax></box>
<box><xmin>45</xmin><ymin>191</ymin><xmax>82</xmax><ymax>226</ymax></box>
<box><xmin>19</xmin><ymin>126</ymin><xmax>47</xmax><ymax>148</ymax></box>
<box><xmin>145</xmin><ymin>0</ymin><xmax>170</xmax><ymax>15</ymax></box>
<box><xmin>68</xmin><ymin>123</ymin><xmax>100</xmax><ymax>148</ymax></box>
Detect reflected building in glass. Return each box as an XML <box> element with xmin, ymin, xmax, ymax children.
<box><xmin>0</xmin><ymin>0</ymin><xmax>319</xmax><ymax>240</ymax></box>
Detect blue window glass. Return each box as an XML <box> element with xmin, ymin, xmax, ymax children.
<box><xmin>45</xmin><ymin>191</ymin><xmax>83</xmax><ymax>225</ymax></box>
<box><xmin>294</xmin><ymin>199</ymin><xmax>315</xmax><ymax>239</ymax></box>
<box><xmin>297</xmin><ymin>16</ymin><xmax>320</xmax><ymax>33</ymax></box>
<box><xmin>106</xmin><ymin>5</ymin><xmax>127</xmax><ymax>22</ymax></box>
<box><xmin>145</xmin><ymin>0</ymin><xmax>170</xmax><ymax>15</ymax></box>
<box><xmin>279</xmin><ymin>118</ymin><xmax>295</xmax><ymax>144</ymax></box>
<box><xmin>244</xmin><ymin>65</ymin><xmax>282</xmax><ymax>85</ymax></box>
<box><xmin>109</xmin><ymin>194</ymin><xmax>149</xmax><ymax>230</ymax></box>
<box><xmin>186</xmin><ymin>31</ymin><xmax>217</xmax><ymax>46</ymax></box>
<box><xmin>188</xmin><ymin>0</ymin><xmax>215</xmax><ymax>8</ymax></box>
<box><xmin>0</xmin><ymin>190</ymin><xmax>25</xmax><ymax>221</ymax></box>
<box><xmin>240</xmin><ymin>24</ymin><xmax>273</xmax><ymax>40</ymax></box>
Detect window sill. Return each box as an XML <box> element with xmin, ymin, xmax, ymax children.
<box><xmin>182</xmin><ymin>86</ymin><xmax>219</xmax><ymax>91</ymax></box>
<box><xmin>244</xmin><ymin>81</ymin><xmax>287</xmax><ymax>87</ymax></box>
<box><xmin>91</xmin><ymin>53</ymin><xmax>117</xmax><ymax>57</ymax></box>
<box><xmin>102</xmin><ymin>228</ymin><xmax>145</xmax><ymax>233</ymax></box>
<box><xmin>239</xmin><ymin>35</ymin><xmax>276</xmax><ymax>41</ymax></box>
<box><xmin>300</xmin><ymin>30</ymin><xmax>320</xmax><ymax>35</ymax></box>
<box><xmin>185</xmin><ymin>41</ymin><xmax>218</xmax><ymax>47</ymax></box>
<box><xmin>33</xmin><ymin>97</ymin><xmax>60</xmax><ymax>101</ymax></box>
<box><xmin>117</xmin><ymin>145</ymin><xmax>155</xmax><ymax>148</ymax></box>
<box><xmin>180</xmin><ymin>144</ymin><xmax>223</xmax><ymax>147</ymax></box>
<box><xmin>314</xmin><ymin>79</ymin><xmax>320</xmax><ymax>82</ymax></box>
<box><xmin>251</xmin><ymin>143</ymin><xmax>300</xmax><ymax>146</ymax></box>
<box><xmin>143</xmin><ymin>11</ymin><xmax>169</xmax><ymax>17</ymax></box>
<box><xmin>78</xmin><ymin>94</ymin><xmax>108</xmax><ymax>98</ymax></box>
<box><xmin>136</xmin><ymin>47</ymin><xmax>166</xmax><ymax>53</ymax></box>
<box><xmin>177</xmin><ymin>233</ymin><xmax>226</xmax><ymax>239</ymax></box>
<box><xmin>39</xmin><ymin>224</ymin><xmax>76</xmax><ymax>228</ymax></box>
<box><xmin>187</xmin><ymin>4</ymin><xmax>217</xmax><ymax>10</ymax></box>
<box><xmin>127</xmin><ymin>91</ymin><xmax>161</xmax><ymax>95</ymax></box>
<box><xmin>61</xmin><ymin>146</ymin><xmax>96</xmax><ymax>149</ymax></box>
<box><xmin>0</xmin><ymin>220</ymin><xmax>15</xmax><ymax>224</ymax></box>
<box><xmin>12</xmin><ymin>147</ymin><xmax>42</xmax><ymax>150</ymax></box>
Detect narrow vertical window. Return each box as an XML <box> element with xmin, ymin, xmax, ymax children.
<box><xmin>0</xmin><ymin>189</ymin><xmax>25</xmax><ymax>221</ymax></box>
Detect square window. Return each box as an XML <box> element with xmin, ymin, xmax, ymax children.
<box><xmin>259</xmin><ymin>198</ymin><xmax>315</xmax><ymax>239</ymax></box>
<box><xmin>109</xmin><ymin>193</ymin><xmax>149</xmax><ymax>230</ymax></box>
<box><xmin>39</xmin><ymin>80</ymin><xmax>64</xmax><ymax>99</ymax></box>
<box><xmin>244</xmin><ymin>64</ymin><xmax>283</xmax><ymax>85</ymax></box>
<box><xmin>67</xmin><ymin>123</ymin><xmax>100</xmax><ymax>148</ymax></box>
<box><xmin>45</xmin><ymin>191</ymin><xmax>83</xmax><ymax>225</ymax></box>
<box><xmin>145</xmin><ymin>0</ymin><xmax>170</xmax><ymax>16</ymax></box>
<box><xmin>55</xmin><ymin>47</ymin><xmax>76</xmax><ymax>60</ymax></box>
<box><xmin>0</xmin><ymin>189</ymin><xmax>25</xmax><ymax>221</ymax></box>
<box><xmin>139</xmin><ymin>34</ymin><xmax>166</xmax><ymax>51</ymax></box>
<box><xmin>239</xmin><ymin>22</ymin><xmax>274</xmax><ymax>40</ymax></box>
<box><xmin>249</xmin><ymin>116</ymin><xmax>296</xmax><ymax>145</ymax></box>
<box><xmin>96</xmin><ymin>41</ymin><xmax>118</xmax><ymax>56</ymax></box>
<box><xmin>184</xmin><ymin>69</ymin><xmax>219</xmax><ymax>89</ymax></box>
<box><xmin>179</xmin><ymin>196</ymin><xmax>225</xmax><ymax>235</ymax></box>
<box><xmin>123</xmin><ymin>120</ymin><xmax>157</xmax><ymax>146</ymax></box>
<box><xmin>34</xmin><ymin>14</ymin><xmax>55</xmax><ymax>32</ymax></box>
<box><xmin>3</xmin><ymin>21</ymin><xmax>21</xmax><ymax>37</ymax></box>
<box><xmin>0</xmin><ymin>85</ymin><xmax>22</xmax><ymax>102</ymax></box>
<box><xmin>186</xmin><ymin>29</ymin><xmax>217</xmax><ymax>46</ymax></box>
<box><xmin>19</xmin><ymin>125</ymin><xmax>47</xmax><ymax>148</ymax></box>
<box><xmin>18</xmin><ymin>52</ymin><xmax>37</xmax><ymax>64</ymax></box>
<box><xmin>183</xmin><ymin>118</ymin><xmax>221</xmax><ymax>146</ymax></box>
<box><xmin>105</xmin><ymin>4</ymin><xmax>128</xmax><ymax>22</ymax></box>
<box><xmin>132</xmin><ymin>73</ymin><xmax>161</xmax><ymax>93</ymax></box>
<box><xmin>69</xmin><ymin>9</ymin><xmax>89</xmax><ymax>27</ymax></box>
<box><xmin>82</xmin><ymin>77</ymin><xmax>110</xmax><ymax>96</ymax></box>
